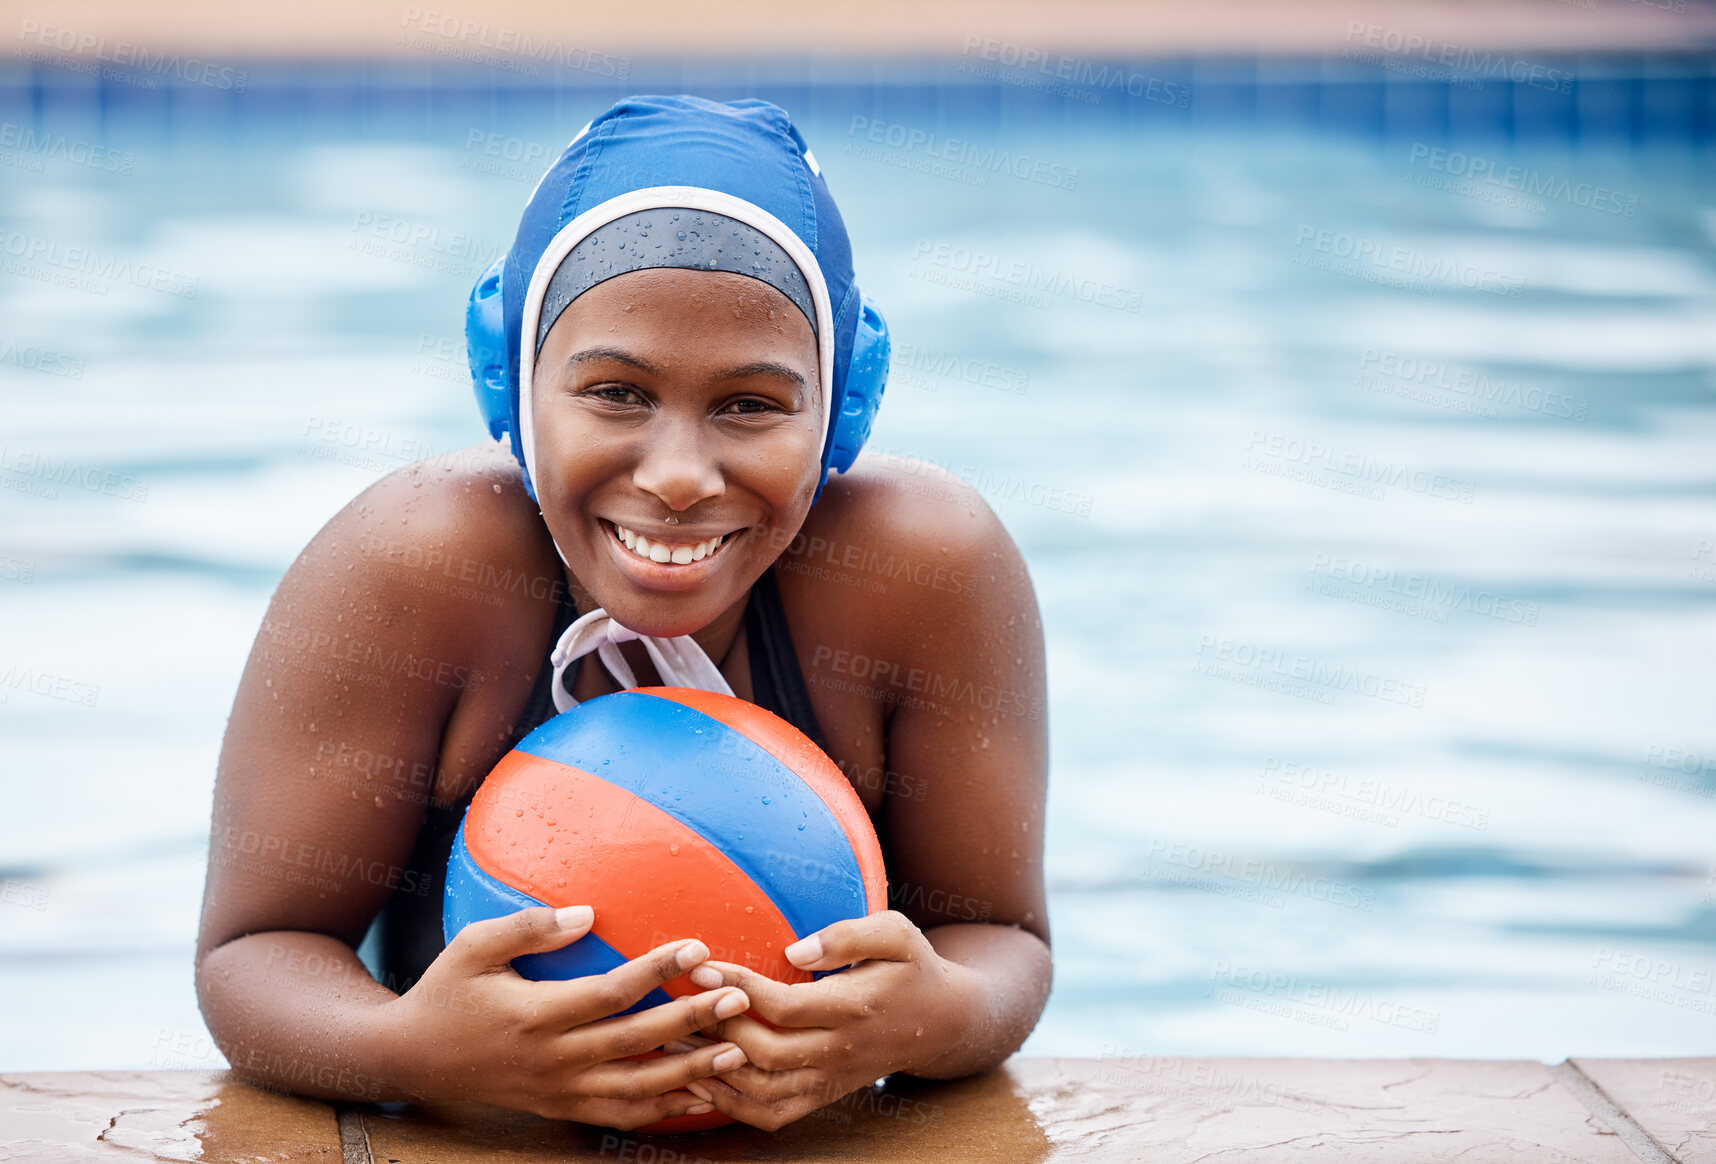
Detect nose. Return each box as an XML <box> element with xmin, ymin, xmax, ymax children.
<box><xmin>631</xmin><ymin>414</ymin><xmax>725</xmax><ymax>514</ymax></box>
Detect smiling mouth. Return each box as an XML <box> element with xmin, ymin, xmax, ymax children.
<box><xmin>606</xmin><ymin>521</ymin><xmax>738</xmax><ymax>566</ymax></box>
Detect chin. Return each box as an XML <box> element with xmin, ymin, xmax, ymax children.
<box><xmin>604</xmin><ymin>602</ymin><xmax>721</xmax><ymax>640</ymax></box>
<box><xmin>586</xmin><ymin>566</ymin><xmax>751</xmax><ymax>639</ymax></box>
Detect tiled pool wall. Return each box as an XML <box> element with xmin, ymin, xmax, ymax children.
<box><xmin>1</xmin><ymin>54</ymin><xmax>1711</xmax><ymax>144</ymax></box>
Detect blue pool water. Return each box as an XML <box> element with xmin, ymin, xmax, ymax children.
<box><xmin>1</xmin><ymin>61</ymin><xmax>1714</xmax><ymax>1072</ymax></box>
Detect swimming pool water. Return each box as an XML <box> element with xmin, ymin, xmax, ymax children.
<box><xmin>2</xmin><ymin>64</ymin><xmax>1714</xmax><ymax>1071</ymax></box>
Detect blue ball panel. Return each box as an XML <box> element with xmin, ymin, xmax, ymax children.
<box><xmin>444</xmin><ymin>820</ymin><xmax>672</xmax><ymax>1015</ymax></box>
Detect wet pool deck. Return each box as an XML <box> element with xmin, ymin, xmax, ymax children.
<box><xmin>4</xmin><ymin>1057</ymin><xmax>1713</xmax><ymax>1162</ymax></box>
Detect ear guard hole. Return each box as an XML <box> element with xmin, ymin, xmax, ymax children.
<box><xmin>466</xmin><ymin>256</ymin><xmax>510</xmax><ymax>444</ymax></box>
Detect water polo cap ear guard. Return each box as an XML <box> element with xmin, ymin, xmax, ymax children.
<box><xmin>465</xmin><ymin>213</ymin><xmax>888</xmax><ymax>505</ymax></box>
<box><xmin>466</xmin><ymin>256</ymin><xmax>509</xmax><ymax>445</ymax></box>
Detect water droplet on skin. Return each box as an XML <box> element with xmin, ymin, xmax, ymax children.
<box><xmin>670</xmin><ymin>844</ymin><xmax>680</xmax><ymax>855</ymax></box>
<box><xmin>373</xmin><ymin>797</ymin><xmax>385</xmax><ymax>808</ymax></box>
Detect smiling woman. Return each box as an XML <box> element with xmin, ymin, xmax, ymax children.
<box><xmin>533</xmin><ymin>266</ymin><xmax>824</xmax><ymax>624</ymax></box>
<box><xmin>193</xmin><ymin>93</ymin><xmax>1051</xmax><ymax>1134</ymax></box>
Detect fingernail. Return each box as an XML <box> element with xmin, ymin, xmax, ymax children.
<box><xmin>686</xmin><ymin>1082</ymin><xmax>713</xmax><ymax>1103</ymax></box>
<box><xmin>556</xmin><ymin>905</ymin><xmax>592</xmax><ymax>930</ymax></box>
<box><xmin>712</xmin><ymin>1045</ymin><xmax>747</xmax><ymax>1072</ymax></box>
<box><xmin>688</xmin><ymin>966</ymin><xmax>723</xmax><ymax>989</ymax></box>
<box><xmin>676</xmin><ymin>940</ymin><xmax>709</xmax><ymax>970</ymax></box>
<box><xmin>713</xmin><ymin>989</ymin><xmax>748</xmax><ymax>1020</ymax></box>
<box><xmin>686</xmin><ymin>1102</ymin><xmax>714</xmax><ymax>1115</ymax></box>
<box><xmin>784</xmin><ymin>935</ymin><xmax>822</xmax><ymax>966</ymax></box>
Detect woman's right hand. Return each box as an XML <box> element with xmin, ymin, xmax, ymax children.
<box><xmin>375</xmin><ymin>904</ymin><xmax>750</xmax><ymax>1129</ymax></box>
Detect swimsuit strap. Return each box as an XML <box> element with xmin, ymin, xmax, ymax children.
<box><xmin>503</xmin><ymin>582</ymin><xmax>582</xmax><ymax>750</ymax></box>
<box><xmin>745</xmin><ymin>565</ymin><xmax>829</xmax><ymax>752</ymax></box>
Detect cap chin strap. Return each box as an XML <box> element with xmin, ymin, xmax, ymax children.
<box><xmin>548</xmin><ymin>606</ymin><xmax>734</xmax><ymax>713</ymax></box>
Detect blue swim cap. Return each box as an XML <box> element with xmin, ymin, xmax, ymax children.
<box><xmin>468</xmin><ymin>94</ymin><xmax>888</xmax><ymax>505</ymax></box>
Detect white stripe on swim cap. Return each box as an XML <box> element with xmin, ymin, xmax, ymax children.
<box><xmin>518</xmin><ymin>186</ymin><xmax>835</xmax><ymax>506</ymax></box>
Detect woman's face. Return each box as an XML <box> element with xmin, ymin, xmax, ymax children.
<box><xmin>530</xmin><ymin>266</ymin><xmax>823</xmax><ymax>637</ymax></box>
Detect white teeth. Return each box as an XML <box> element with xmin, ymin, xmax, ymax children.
<box><xmin>611</xmin><ymin>523</ymin><xmax>727</xmax><ymax>565</ymax></box>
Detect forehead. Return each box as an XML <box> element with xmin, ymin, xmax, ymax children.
<box><xmin>551</xmin><ymin>268</ymin><xmax>818</xmax><ymax>363</ymax></box>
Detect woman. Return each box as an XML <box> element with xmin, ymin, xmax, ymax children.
<box><xmin>195</xmin><ymin>94</ymin><xmax>1050</xmax><ymax>1133</ymax></box>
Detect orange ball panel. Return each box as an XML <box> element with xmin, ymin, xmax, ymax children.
<box><xmin>466</xmin><ymin>749</ymin><xmax>810</xmax><ymax>988</ymax></box>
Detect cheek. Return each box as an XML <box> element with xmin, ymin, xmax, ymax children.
<box><xmin>741</xmin><ymin>425</ymin><xmax>823</xmax><ymax>501</ymax></box>
<box><xmin>528</xmin><ymin>409</ymin><xmax>608</xmax><ymax>529</ymax></box>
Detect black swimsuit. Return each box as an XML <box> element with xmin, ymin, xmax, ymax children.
<box><xmin>360</xmin><ymin>565</ymin><xmax>827</xmax><ymax>993</ymax></box>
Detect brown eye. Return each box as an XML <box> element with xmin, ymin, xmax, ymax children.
<box><xmin>590</xmin><ymin>385</ymin><xmax>643</xmax><ymax>405</ymax></box>
<box><xmin>724</xmin><ymin>397</ymin><xmax>778</xmax><ymax>415</ymax></box>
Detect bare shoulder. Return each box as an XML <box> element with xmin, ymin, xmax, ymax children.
<box><xmin>828</xmin><ymin>450</ymin><xmax>1002</xmax><ymax>537</ymax></box>
<box><xmin>317</xmin><ymin>442</ymin><xmax>554</xmax><ymax>576</ymax></box>
<box><xmin>790</xmin><ymin>450</ymin><xmax>1032</xmax><ymax>618</ymax></box>
<box><xmin>290</xmin><ymin>443</ymin><xmax>562</xmax><ymax>632</ymax></box>
<box><xmin>261</xmin><ymin>443</ymin><xmax>567</xmax><ymax>788</ymax></box>
<box><xmin>776</xmin><ymin>451</ymin><xmax>1043</xmax><ymax>715</ymax></box>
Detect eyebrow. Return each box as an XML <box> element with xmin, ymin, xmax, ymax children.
<box><xmin>711</xmin><ymin>360</ymin><xmax>808</xmax><ymax>393</ymax></box>
<box><xmin>563</xmin><ymin>346</ymin><xmax>662</xmax><ymax>376</ymax></box>
<box><xmin>564</xmin><ymin>348</ymin><xmax>808</xmax><ymax>394</ymax></box>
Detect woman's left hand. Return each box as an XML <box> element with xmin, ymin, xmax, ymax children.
<box><xmin>679</xmin><ymin>910</ymin><xmax>977</xmax><ymax>1131</ymax></box>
